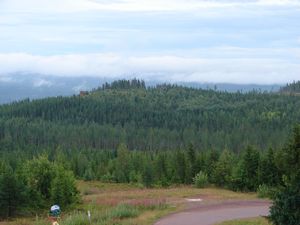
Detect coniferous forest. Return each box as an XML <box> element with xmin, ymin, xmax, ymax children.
<box><xmin>0</xmin><ymin>80</ymin><xmax>299</xmax><ymax>221</ymax></box>
<box><xmin>0</xmin><ymin>80</ymin><xmax>299</xmax><ymax>152</ymax></box>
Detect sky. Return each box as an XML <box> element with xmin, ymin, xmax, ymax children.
<box><xmin>0</xmin><ymin>0</ymin><xmax>299</xmax><ymax>84</ymax></box>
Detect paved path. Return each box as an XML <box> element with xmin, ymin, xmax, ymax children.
<box><xmin>154</xmin><ymin>200</ymin><xmax>271</xmax><ymax>225</ymax></box>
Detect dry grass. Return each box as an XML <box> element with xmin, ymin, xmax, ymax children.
<box><xmin>0</xmin><ymin>181</ymin><xmax>256</xmax><ymax>225</ymax></box>
<box><xmin>79</xmin><ymin>181</ymin><xmax>256</xmax><ymax>207</ymax></box>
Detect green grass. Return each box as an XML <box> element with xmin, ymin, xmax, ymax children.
<box><xmin>61</xmin><ymin>204</ymin><xmax>140</xmax><ymax>225</ymax></box>
<box><xmin>216</xmin><ymin>217</ymin><xmax>271</xmax><ymax>225</ymax></box>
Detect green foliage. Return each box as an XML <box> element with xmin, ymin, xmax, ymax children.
<box><xmin>270</xmin><ymin>183</ymin><xmax>300</xmax><ymax>225</ymax></box>
<box><xmin>280</xmin><ymin>81</ymin><xmax>300</xmax><ymax>93</ymax></box>
<box><xmin>0</xmin><ymin>80</ymin><xmax>299</xmax><ymax>152</ymax></box>
<box><xmin>230</xmin><ymin>162</ymin><xmax>245</xmax><ymax>191</ymax></box>
<box><xmin>193</xmin><ymin>171</ymin><xmax>209</xmax><ymax>188</ymax></box>
<box><xmin>115</xmin><ymin>143</ymin><xmax>130</xmax><ymax>183</ymax></box>
<box><xmin>142</xmin><ymin>162</ymin><xmax>154</xmax><ymax>188</ymax></box>
<box><xmin>231</xmin><ymin>146</ymin><xmax>260</xmax><ymax>191</ymax></box>
<box><xmin>55</xmin><ymin>204</ymin><xmax>140</xmax><ymax>225</ymax></box>
<box><xmin>185</xmin><ymin>143</ymin><xmax>197</xmax><ymax>184</ymax></box>
<box><xmin>256</xmin><ymin>184</ymin><xmax>276</xmax><ymax>199</ymax></box>
<box><xmin>15</xmin><ymin>155</ymin><xmax>79</xmax><ymax>212</ymax></box>
<box><xmin>109</xmin><ymin>204</ymin><xmax>139</xmax><ymax>219</ymax></box>
<box><xmin>23</xmin><ymin>155</ymin><xmax>54</xmax><ymax>205</ymax></box>
<box><xmin>0</xmin><ymin>164</ymin><xmax>26</xmax><ymax>218</ymax></box>
<box><xmin>277</xmin><ymin>125</ymin><xmax>300</xmax><ymax>182</ymax></box>
<box><xmin>63</xmin><ymin>212</ymin><xmax>89</xmax><ymax>225</ymax></box>
<box><xmin>258</xmin><ymin>148</ymin><xmax>280</xmax><ymax>187</ymax></box>
<box><xmin>0</xmin><ymin>80</ymin><xmax>300</xmax><ymax>219</ymax></box>
<box><xmin>172</xmin><ymin>151</ymin><xmax>186</xmax><ymax>184</ymax></box>
<box><xmin>213</xmin><ymin>149</ymin><xmax>233</xmax><ymax>187</ymax></box>
<box><xmin>51</xmin><ymin>165</ymin><xmax>79</xmax><ymax>208</ymax></box>
<box><xmin>270</xmin><ymin>125</ymin><xmax>300</xmax><ymax>225</ymax></box>
<box><xmin>204</xmin><ymin>150</ymin><xmax>219</xmax><ymax>183</ymax></box>
<box><xmin>83</xmin><ymin>164</ymin><xmax>95</xmax><ymax>181</ymax></box>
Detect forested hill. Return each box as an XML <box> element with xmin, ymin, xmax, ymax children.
<box><xmin>279</xmin><ymin>81</ymin><xmax>300</xmax><ymax>94</ymax></box>
<box><xmin>0</xmin><ymin>80</ymin><xmax>299</xmax><ymax>152</ymax></box>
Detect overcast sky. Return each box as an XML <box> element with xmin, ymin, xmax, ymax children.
<box><xmin>0</xmin><ymin>0</ymin><xmax>299</xmax><ymax>84</ymax></box>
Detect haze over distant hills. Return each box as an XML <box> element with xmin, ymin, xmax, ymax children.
<box><xmin>0</xmin><ymin>73</ymin><xmax>282</xmax><ymax>104</ymax></box>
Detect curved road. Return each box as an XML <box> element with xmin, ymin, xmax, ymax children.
<box><xmin>154</xmin><ymin>200</ymin><xmax>270</xmax><ymax>225</ymax></box>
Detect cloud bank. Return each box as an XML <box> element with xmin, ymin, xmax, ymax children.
<box><xmin>0</xmin><ymin>0</ymin><xmax>299</xmax><ymax>84</ymax></box>
<box><xmin>0</xmin><ymin>53</ymin><xmax>299</xmax><ymax>84</ymax></box>
<box><xmin>1</xmin><ymin>0</ymin><xmax>300</xmax><ymax>13</ymax></box>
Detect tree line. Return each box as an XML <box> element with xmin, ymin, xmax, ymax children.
<box><xmin>280</xmin><ymin>80</ymin><xmax>300</xmax><ymax>93</ymax></box>
<box><xmin>0</xmin><ymin>125</ymin><xmax>299</xmax><ymax>222</ymax></box>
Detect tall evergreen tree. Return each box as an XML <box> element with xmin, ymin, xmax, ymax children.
<box><xmin>270</xmin><ymin>125</ymin><xmax>300</xmax><ymax>225</ymax></box>
<box><xmin>258</xmin><ymin>148</ymin><xmax>280</xmax><ymax>187</ymax></box>
<box><xmin>51</xmin><ymin>165</ymin><xmax>79</xmax><ymax>208</ymax></box>
<box><xmin>185</xmin><ymin>143</ymin><xmax>197</xmax><ymax>184</ymax></box>
<box><xmin>115</xmin><ymin>143</ymin><xmax>130</xmax><ymax>183</ymax></box>
<box><xmin>213</xmin><ymin>149</ymin><xmax>233</xmax><ymax>187</ymax></box>
<box><xmin>0</xmin><ymin>164</ymin><xmax>25</xmax><ymax>218</ymax></box>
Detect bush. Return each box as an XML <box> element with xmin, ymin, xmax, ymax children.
<box><xmin>193</xmin><ymin>171</ymin><xmax>209</xmax><ymax>188</ymax></box>
<box><xmin>50</xmin><ymin>165</ymin><xmax>79</xmax><ymax>208</ymax></box>
<box><xmin>21</xmin><ymin>155</ymin><xmax>79</xmax><ymax>211</ymax></box>
<box><xmin>269</xmin><ymin>183</ymin><xmax>300</xmax><ymax>225</ymax></box>
<box><xmin>257</xmin><ymin>184</ymin><xmax>277</xmax><ymax>199</ymax></box>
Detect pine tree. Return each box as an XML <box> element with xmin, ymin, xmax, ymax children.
<box><xmin>270</xmin><ymin>125</ymin><xmax>300</xmax><ymax>225</ymax></box>
<box><xmin>258</xmin><ymin>148</ymin><xmax>280</xmax><ymax>187</ymax></box>
<box><xmin>242</xmin><ymin>146</ymin><xmax>260</xmax><ymax>191</ymax></box>
<box><xmin>142</xmin><ymin>162</ymin><xmax>154</xmax><ymax>188</ymax></box>
<box><xmin>51</xmin><ymin>165</ymin><xmax>79</xmax><ymax>208</ymax></box>
<box><xmin>213</xmin><ymin>149</ymin><xmax>233</xmax><ymax>187</ymax></box>
<box><xmin>185</xmin><ymin>144</ymin><xmax>197</xmax><ymax>184</ymax></box>
<box><xmin>115</xmin><ymin>143</ymin><xmax>130</xmax><ymax>183</ymax></box>
<box><xmin>0</xmin><ymin>164</ymin><xmax>25</xmax><ymax>218</ymax></box>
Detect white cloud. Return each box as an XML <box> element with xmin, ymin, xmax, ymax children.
<box><xmin>0</xmin><ymin>0</ymin><xmax>98</xmax><ymax>13</ymax></box>
<box><xmin>1</xmin><ymin>0</ymin><xmax>300</xmax><ymax>13</ymax></box>
<box><xmin>0</xmin><ymin>52</ymin><xmax>299</xmax><ymax>84</ymax></box>
<box><xmin>33</xmin><ymin>78</ymin><xmax>53</xmax><ymax>87</ymax></box>
<box><xmin>40</xmin><ymin>37</ymin><xmax>67</xmax><ymax>43</ymax></box>
<box><xmin>258</xmin><ymin>0</ymin><xmax>300</xmax><ymax>6</ymax></box>
<box><xmin>72</xmin><ymin>83</ymin><xmax>89</xmax><ymax>92</ymax></box>
<box><xmin>0</xmin><ymin>76</ymin><xmax>15</xmax><ymax>83</ymax></box>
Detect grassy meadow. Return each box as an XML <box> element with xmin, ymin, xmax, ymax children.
<box><xmin>0</xmin><ymin>181</ymin><xmax>257</xmax><ymax>225</ymax></box>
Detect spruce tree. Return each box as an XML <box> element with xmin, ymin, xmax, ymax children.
<box><xmin>0</xmin><ymin>164</ymin><xmax>25</xmax><ymax>218</ymax></box>
<box><xmin>213</xmin><ymin>149</ymin><xmax>233</xmax><ymax>187</ymax></box>
<box><xmin>270</xmin><ymin>125</ymin><xmax>300</xmax><ymax>225</ymax></box>
<box><xmin>51</xmin><ymin>165</ymin><xmax>79</xmax><ymax>208</ymax></box>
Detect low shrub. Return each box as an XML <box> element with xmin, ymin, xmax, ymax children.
<box><xmin>193</xmin><ymin>171</ymin><xmax>209</xmax><ymax>188</ymax></box>
<box><xmin>63</xmin><ymin>213</ymin><xmax>88</xmax><ymax>225</ymax></box>
<box><xmin>257</xmin><ymin>184</ymin><xmax>277</xmax><ymax>199</ymax></box>
<box><xmin>109</xmin><ymin>204</ymin><xmax>139</xmax><ymax>219</ymax></box>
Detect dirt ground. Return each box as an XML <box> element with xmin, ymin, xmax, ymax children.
<box><xmin>154</xmin><ymin>200</ymin><xmax>271</xmax><ymax>225</ymax></box>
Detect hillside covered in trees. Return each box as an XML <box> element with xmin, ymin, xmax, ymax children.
<box><xmin>0</xmin><ymin>79</ymin><xmax>299</xmax><ymax>152</ymax></box>
<box><xmin>279</xmin><ymin>81</ymin><xmax>300</xmax><ymax>94</ymax></box>
<box><xmin>0</xmin><ymin>80</ymin><xmax>300</xmax><ymax>219</ymax></box>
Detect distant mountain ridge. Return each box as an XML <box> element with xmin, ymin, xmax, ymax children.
<box><xmin>0</xmin><ymin>73</ymin><xmax>283</xmax><ymax>104</ymax></box>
